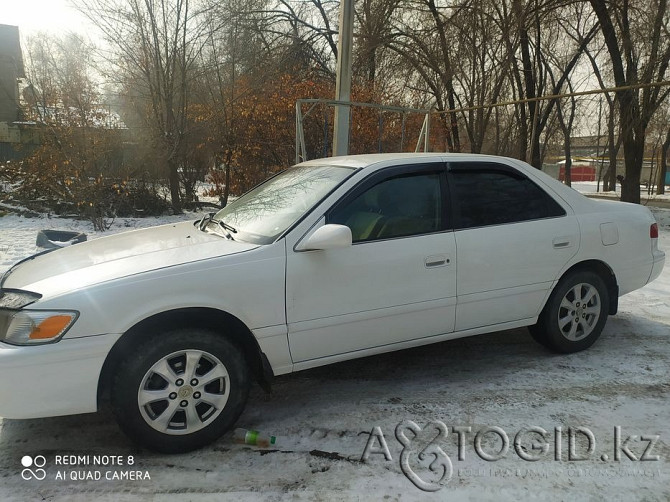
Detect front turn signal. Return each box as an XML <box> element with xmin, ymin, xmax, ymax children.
<box><xmin>29</xmin><ymin>315</ymin><xmax>76</xmax><ymax>340</ymax></box>
<box><xmin>0</xmin><ymin>310</ymin><xmax>78</xmax><ymax>345</ymax></box>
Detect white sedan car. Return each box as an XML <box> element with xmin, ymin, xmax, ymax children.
<box><xmin>0</xmin><ymin>153</ymin><xmax>664</xmax><ymax>452</ymax></box>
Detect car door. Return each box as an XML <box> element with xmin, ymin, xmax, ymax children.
<box><xmin>448</xmin><ymin>161</ymin><xmax>580</xmax><ymax>331</ymax></box>
<box><xmin>285</xmin><ymin>163</ymin><xmax>457</xmax><ymax>363</ymax></box>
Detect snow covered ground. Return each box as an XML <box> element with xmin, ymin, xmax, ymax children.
<box><xmin>570</xmin><ymin>181</ymin><xmax>670</xmax><ymax>208</ymax></box>
<box><xmin>0</xmin><ymin>202</ymin><xmax>668</xmax><ymax>501</ymax></box>
<box><xmin>570</xmin><ymin>181</ymin><xmax>670</xmax><ymax>197</ymax></box>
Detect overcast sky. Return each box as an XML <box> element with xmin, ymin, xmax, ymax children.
<box><xmin>1</xmin><ymin>0</ymin><xmax>92</xmax><ymax>37</ymax></box>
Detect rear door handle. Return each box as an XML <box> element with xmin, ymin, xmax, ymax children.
<box><xmin>552</xmin><ymin>236</ymin><xmax>573</xmax><ymax>249</ymax></box>
<box><xmin>425</xmin><ymin>254</ymin><xmax>450</xmax><ymax>268</ymax></box>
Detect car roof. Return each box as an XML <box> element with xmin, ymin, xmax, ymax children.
<box><xmin>298</xmin><ymin>152</ymin><xmax>516</xmax><ymax>170</ymax></box>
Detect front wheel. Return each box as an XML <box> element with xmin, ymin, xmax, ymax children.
<box><xmin>111</xmin><ymin>328</ymin><xmax>250</xmax><ymax>453</ymax></box>
<box><xmin>530</xmin><ymin>270</ymin><xmax>609</xmax><ymax>353</ymax></box>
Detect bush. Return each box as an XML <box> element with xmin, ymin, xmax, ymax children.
<box><xmin>115</xmin><ymin>183</ymin><xmax>171</xmax><ymax>217</ymax></box>
<box><xmin>72</xmin><ymin>178</ymin><xmax>171</xmax><ymax>230</ymax></box>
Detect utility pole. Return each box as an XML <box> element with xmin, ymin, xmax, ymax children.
<box><xmin>332</xmin><ymin>0</ymin><xmax>354</xmax><ymax>157</ymax></box>
<box><xmin>596</xmin><ymin>96</ymin><xmax>602</xmax><ymax>192</ymax></box>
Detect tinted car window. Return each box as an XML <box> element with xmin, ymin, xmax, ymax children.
<box><xmin>450</xmin><ymin>166</ymin><xmax>565</xmax><ymax>229</ymax></box>
<box><xmin>329</xmin><ymin>172</ymin><xmax>443</xmax><ymax>242</ymax></box>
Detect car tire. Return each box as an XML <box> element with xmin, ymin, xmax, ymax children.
<box><xmin>110</xmin><ymin>328</ymin><xmax>250</xmax><ymax>453</ymax></box>
<box><xmin>527</xmin><ymin>323</ymin><xmax>552</xmax><ymax>349</ymax></box>
<box><xmin>530</xmin><ymin>270</ymin><xmax>609</xmax><ymax>354</ymax></box>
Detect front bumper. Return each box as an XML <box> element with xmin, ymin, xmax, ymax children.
<box><xmin>0</xmin><ymin>333</ymin><xmax>120</xmax><ymax>419</ymax></box>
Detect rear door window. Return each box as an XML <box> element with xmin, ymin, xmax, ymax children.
<box><xmin>448</xmin><ymin>163</ymin><xmax>565</xmax><ymax>229</ymax></box>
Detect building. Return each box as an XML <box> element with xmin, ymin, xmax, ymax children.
<box><xmin>0</xmin><ymin>24</ymin><xmax>24</xmax><ymax>123</ymax></box>
<box><xmin>0</xmin><ymin>24</ymin><xmax>40</xmax><ymax>162</ymax></box>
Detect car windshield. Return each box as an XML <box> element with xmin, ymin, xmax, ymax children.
<box><xmin>211</xmin><ymin>164</ymin><xmax>355</xmax><ymax>244</ymax></box>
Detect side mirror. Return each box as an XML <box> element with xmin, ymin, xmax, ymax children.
<box><xmin>296</xmin><ymin>224</ymin><xmax>353</xmax><ymax>251</ymax></box>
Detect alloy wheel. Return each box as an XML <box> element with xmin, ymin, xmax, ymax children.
<box><xmin>137</xmin><ymin>349</ymin><xmax>230</xmax><ymax>435</ymax></box>
<box><xmin>557</xmin><ymin>283</ymin><xmax>601</xmax><ymax>342</ymax></box>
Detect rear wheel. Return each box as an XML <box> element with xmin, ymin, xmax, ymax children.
<box><xmin>111</xmin><ymin>328</ymin><xmax>250</xmax><ymax>453</ymax></box>
<box><xmin>530</xmin><ymin>270</ymin><xmax>609</xmax><ymax>353</ymax></box>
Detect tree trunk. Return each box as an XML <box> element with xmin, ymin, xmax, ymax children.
<box><xmin>617</xmin><ymin>92</ymin><xmax>646</xmax><ymax>204</ymax></box>
<box><xmin>168</xmin><ymin>158</ymin><xmax>182</xmax><ymax>214</ymax></box>
<box><xmin>220</xmin><ymin>149</ymin><xmax>233</xmax><ymax>207</ymax></box>
<box><xmin>519</xmin><ymin>23</ymin><xmax>539</xmax><ymax>168</ymax></box>
<box><xmin>440</xmin><ymin>113</ymin><xmax>454</xmax><ymax>152</ymax></box>
<box><xmin>658</xmin><ymin>129</ymin><xmax>670</xmax><ymax>195</ymax></box>
<box><xmin>620</xmin><ymin>132</ymin><xmax>644</xmax><ymax>204</ymax></box>
<box><xmin>447</xmin><ymin>87</ymin><xmax>461</xmax><ymax>153</ymax></box>
<box><xmin>556</xmin><ymin>99</ymin><xmax>572</xmax><ymax>186</ymax></box>
<box><xmin>222</xmin><ymin>162</ymin><xmax>231</xmax><ymax>207</ymax></box>
<box><xmin>530</xmin><ymin>123</ymin><xmax>542</xmax><ymax>169</ymax></box>
<box><xmin>604</xmin><ymin>111</ymin><xmax>616</xmax><ymax>191</ymax></box>
<box><xmin>606</xmin><ymin>155</ymin><xmax>617</xmax><ymax>192</ymax></box>
<box><xmin>563</xmin><ymin>140</ymin><xmax>572</xmax><ymax>187</ymax></box>
<box><xmin>367</xmin><ymin>47</ymin><xmax>376</xmax><ymax>84</ymax></box>
<box><xmin>494</xmin><ymin>107</ymin><xmax>501</xmax><ymax>155</ymax></box>
<box><xmin>516</xmin><ymin>105</ymin><xmax>528</xmax><ymax>162</ymax></box>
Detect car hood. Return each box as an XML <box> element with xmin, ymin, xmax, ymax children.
<box><xmin>1</xmin><ymin>221</ymin><xmax>259</xmax><ymax>298</ymax></box>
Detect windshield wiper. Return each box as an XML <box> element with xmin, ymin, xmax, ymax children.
<box><xmin>216</xmin><ymin>219</ymin><xmax>237</xmax><ymax>234</ymax></box>
<box><xmin>211</xmin><ymin>218</ymin><xmax>236</xmax><ymax>240</ymax></box>
<box><xmin>197</xmin><ymin>212</ymin><xmax>215</xmax><ymax>231</ymax></box>
<box><xmin>197</xmin><ymin>213</ymin><xmax>237</xmax><ymax>240</ymax></box>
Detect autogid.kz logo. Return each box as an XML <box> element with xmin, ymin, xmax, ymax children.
<box><xmin>396</xmin><ymin>420</ymin><xmax>453</xmax><ymax>491</ymax></box>
<box><xmin>362</xmin><ymin>421</ymin><xmax>663</xmax><ymax>492</ymax></box>
<box><xmin>21</xmin><ymin>455</ymin><xmax>47</xmax><ymax>480</ymax></box>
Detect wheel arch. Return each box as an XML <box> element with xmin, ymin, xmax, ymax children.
<box><xmin>555</xmin><ymin>259</ymin><xmax>618</xmax><ymax>315</ymax></box>
<box><xmin>97</xmin><ymin>307</ymin><xmax>273</xmax><ymax>408</ymax></box>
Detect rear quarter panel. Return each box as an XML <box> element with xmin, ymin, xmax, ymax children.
<box><xmin>572</xmin><ymin>201</ymin><xmax>656</xmax><ymax>295</ymax></box>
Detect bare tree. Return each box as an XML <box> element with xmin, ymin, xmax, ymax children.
<box><xmin>23</xmin><ymin>34</ymin><xmax>101</xmax><ymax>128</ymax></box>
<box><xmin>507</xmin><ymin>0</ymin><xmax>599</xmax><ymax>169</ymax></box>
<box><xmin>386</xmin><ymin>0</ymin><xmax>465</xmax><ymax>152</ymax></box>
<box><xmin>554</xmin><ymin>82</ymin><xmax>577</xmax><ymax>186</ymax></box>
<box><xmin>74</xmin><ymin>0</ymin><xmax>212</xmax><ymax>213</ymax></box>
<box><xmin>580</xmin><ymin>43</ymin><xmax>621</xmax><ymax>192</ymax></box>
<box><xmin>588</xmin><ymin>0</ymin><xmax>670</xmax><ymax>203</ymax></box>
<box><xmin>354</xmin><ymin>0</ymin><xmax>400</xmax><ymax>85</ymax></box>
<box><xmin>450</xmin><ymin>1</ymin><xmax>512</xmax><ymax>153</ymax></box>
<box><xmin>195</xmin><ymin>0</ymin><xmax>274</xmax><ymax>205</ymax></box>
<box><xmin>260</xmin><ymin>0</ymin><xmax>339</xmax><ymax>76</ymax></box>
<box><xmin>17</xmin><ymin>33</ymin><xmax>132</xmax><ymax>229</ymax></box>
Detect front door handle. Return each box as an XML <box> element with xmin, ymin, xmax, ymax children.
<box><xmin>425</xmin><ymin>254</ymin><xmax>451</xmax><ymax>268</ymax></box>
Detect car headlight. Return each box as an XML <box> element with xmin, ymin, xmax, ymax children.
<box><xmin>0</xmin><ymin>309</ymin><xmax>78</xmax><ymax>345</ymax></box>
<box><xmin>0</xmin><ymin>289</ymin><xmax>41</xmax><ymax>309</ymax></box>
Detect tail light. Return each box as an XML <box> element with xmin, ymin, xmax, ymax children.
<box><xmin>650</xmin><ymin>223</ymin><xmax>658</xmax><ymax>239</ymax></box>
